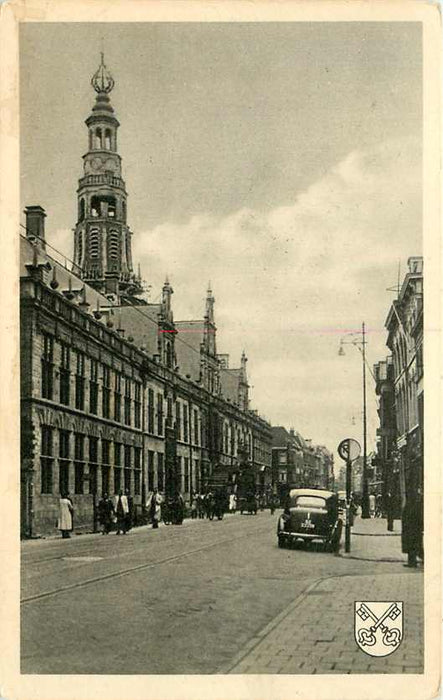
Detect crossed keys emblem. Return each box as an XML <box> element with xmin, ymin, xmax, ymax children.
<box><xmin>354</xmin><ymin>601</ymin><xmax>403</xmax><ymax>657</ymax></box>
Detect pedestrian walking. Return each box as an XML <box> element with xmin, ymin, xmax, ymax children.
<box><xmin>375</xmin><ymin>493</ymin><xmax>383</xmax><ymax>518</ymax></box>
<box><xmin>175</xmin><ymin>492</ymin><xmax>185</xmax><ymax>524</ymax></box>
<box><xmin>190</xmin><ymin>492</ymin><xmax>198</xmax><ymax>519</ymax></box>
<box><xmin>269</xmin><ymin>494</ymin><xmax>277</xmax><ymax>515</ymax></box>
<box><xmin>386</xmin><ymin>490</ymin><xmax>394</xmax><ymax>532</ymax></box>
<box><xmin>369</xmin><ymin>493</ymin><xmax>376</xmax><ymax>518</ymax></box>
<box><xmin>401</xmin><ymin>491</ymin><xmax>424</xmax><ymax>568</ymax></box>
<box><xmin>98</xmin><ymin>493</ymin><xmax>115</xmax><ymax>535</ymax></box>
<box><xmin>113</xmin><ymin>490</ymin><xmax>129</xmax><ymax>535</ymax></box>
<box><xmin>229</xmin><ymin>492</ymin><xmax>237</xmax><ymax>514</ymax></box>
<box><xmin>125</xmin><ymin>488</ymin><xmax>134</xmax><ymax>532</ymax></box>
<box><xmin>197</xmin><ymin>493</ymin><xmax>205</xmax><ymax>519</ymax></box>
<box><xmin>58</xmin><ymin>493</ymin><xmax>74</xmax><ymax>538</ymax></box>
<box><xmin>148</xmin><ymin>488</ymin><xmax>162</xmax><ymax>529</ymax></box>
<box><xmin>205</xmin><ymin>491</ymin><xmax>214</xmax><ymax>520</ymax></box>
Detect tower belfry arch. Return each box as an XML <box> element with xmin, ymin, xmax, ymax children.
<box><xmin>73</xmin><ymin>53</ymin><xmax>142</xmax><ymax>300</ymax></box>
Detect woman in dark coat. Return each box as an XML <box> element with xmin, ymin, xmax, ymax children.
<box><xmin>98</xmin><ymin>494</ymin><xmax>115</xmax><ymax>535</ymax></box>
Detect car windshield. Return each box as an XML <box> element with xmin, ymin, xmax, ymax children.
<box><xmin>293</xmin><ymin>496</ymin><xmax>327</xmax><ymax>509</ymax></box>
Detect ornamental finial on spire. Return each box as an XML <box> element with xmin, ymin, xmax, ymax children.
<box><xmin>91</xmin><ymin>52</ymin><xmax>115</xmax><ymax>94</ymax></box>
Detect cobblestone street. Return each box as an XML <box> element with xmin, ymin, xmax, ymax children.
<box><xmin>21</xmin><ymin>512</ymin><xmax>423</xmax><ymax>675</ymax></box>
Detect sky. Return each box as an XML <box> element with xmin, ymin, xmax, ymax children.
<box><xmin>20</xmin><ymin>22</ymin><xmax>422</xmax><ymax>458</ymax></box>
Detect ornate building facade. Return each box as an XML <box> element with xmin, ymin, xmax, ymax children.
<box><xmin>20</xmin><ymin>56</ymin><xmax>271</xmax><ymax>538</ymax></box>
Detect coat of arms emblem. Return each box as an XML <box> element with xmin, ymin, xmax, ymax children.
<box><xmin>354</xmin><ymin>601</ymin><xmax>403</xmax><ymax>657</ymax></box>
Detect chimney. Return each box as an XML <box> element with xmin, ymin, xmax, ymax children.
<box><xmin>407</xmin><ymin>256</ymin><xmax>423</xmax><ymax>275</ymax></box>
<box><xmin>24</xmin><ymin>206</ymin><xmax>46</xmax><ymax>247</ymax></box>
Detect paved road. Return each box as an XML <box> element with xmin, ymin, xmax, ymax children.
<box><xmin>21</xmin><ymin>511</ymin><xmax>414</xmax><ymax>675</ymax></box>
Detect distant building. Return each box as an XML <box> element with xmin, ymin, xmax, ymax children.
<box><xmin>271</xmin><ymin>427</ymin><xmax>333</xmax><ymax>501</ymax></box>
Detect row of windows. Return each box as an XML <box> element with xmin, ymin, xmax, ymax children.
<box><xmin>41</xmin><ymin>336</ymin><xmax>141</xmax><ymax>427</ymax></box>
<box><xmin>395</xmin><ymin>380</ymin><xmax>418</xmax><ymax>437</ymax></box>
<box><xmin>40</xmin><ymin>454</ymin><xmax>202</xmax><ymax>498</ymax></box>
<box><xmin>146</xmin><ymin>393</ymin><xmax>203</xmax><ymax>446</ymax></box>
<box><xmin>40</xmin><ymin>426</ymin><xmax>142</xmax><ymax>496</ymax></box>
<box><xmin>41</xmin><ymin>427</ymin><xmax>141</xmax><ymax>465</ymax></box>
<box><xmin>42</xmin><ymin>460</ymin><xmax>142</xmax><ymax>498</ymax></box>
<box><xmin>40</xmin><ymin>334</ymin><xmax>266</xmax><ymax>456</ymax></box>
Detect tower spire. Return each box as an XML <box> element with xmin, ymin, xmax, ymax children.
<box><xmin>91</xmin><ymin>52</ymin><xmax>115</xmax><ymax>94</ymax></box>
<box><xmin>73</xmin><ymin>55</ymin><xmax>142</xmax><ymax>301</ymax></box>
<box><xmin>205</xmin><ymin>283</ymin><xmax>215</xmax><ymax>324</ymax></box>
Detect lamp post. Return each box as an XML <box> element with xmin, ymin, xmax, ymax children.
<box><xmin>338</xmin><ymin>322</ymin><xmax>370</xmax><ymax>519</ymax></box>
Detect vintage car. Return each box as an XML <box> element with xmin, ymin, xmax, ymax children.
<box><xmin>238</xmin><ymin>492</ymin><xmax>258</xmax><ymax>515</ymax></box>
<box><xmin>277</xmin><ymin>488</ymin><xmax>343</xmax><ymax>552</ymax></box>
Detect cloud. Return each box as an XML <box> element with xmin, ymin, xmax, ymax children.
<box><xmin>135</xmin><ymin>137</ymin><xmax>422</xmax><ymax>450</ymax></box>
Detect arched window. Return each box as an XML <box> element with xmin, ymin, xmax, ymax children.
<box><xmin>105</xmin><ymin>129</ymin><xmax>112</xmax><ymax>150</ymax></box>
<box><xmin>79</xmin><ymin>198</ymin><xmax>85</xmax><ymax>222</ymax></box>
<box><xmin>95</xmin><ymin>128</ymin><xmax>102</xmax><ymax>149</ymax></box>
<box><xmin>89</xmin><ymin>229</ymin><xmax>100</xmax><ymax>259</ymax></box>
<box><xmin>108</xmin><ymin>199</ymin><xmax>116</xmax><ymax>218</ymax></box>
<box><xmin>91</xmin><ymin>196</ymin><xmax>100</xmax><ymax>217</ymax></box>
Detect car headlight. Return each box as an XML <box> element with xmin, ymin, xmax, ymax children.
<box><xmin>278</xmin><ymin>516</ymin><xmax>285</xmax><ymax>532</ymax></box>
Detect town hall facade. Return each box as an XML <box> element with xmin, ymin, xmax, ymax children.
<box><xmin>20</xmin><ymin>55</ymin><xmax>272</xmax><ymax>537</ymax></box>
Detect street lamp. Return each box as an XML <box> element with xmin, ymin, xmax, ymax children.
<box><xmin>338</xmin><ymin>322</ymin><xmax>370</xmax><ymax>519</ymax></box>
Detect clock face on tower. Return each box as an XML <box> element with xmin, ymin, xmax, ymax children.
<box><xmin>105</xmin><ymin>158</ymin><xmax>117</xmax><ymax>173</ymax></box>
<box><xmin>91</xmin><ymin>157</ymin><xmax>103</xmax><ymax>171</ymax></box>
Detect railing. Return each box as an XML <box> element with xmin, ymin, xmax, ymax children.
<box><xmin>79</xmin><ymin>173</ymin><xmax>125</xmax><ymax>189</ymax></box>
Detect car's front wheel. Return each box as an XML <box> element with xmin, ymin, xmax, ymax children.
<box><xmin>278</xmin><ymin>535</ymin><xmax>286</xmax><ymax>548</ymax></box>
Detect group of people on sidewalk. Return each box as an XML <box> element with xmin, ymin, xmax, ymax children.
<box><xmin>57</xmin><ymin>490</ymin><xmax>135</xmax><ymax>538</ymax></box>
<box><xmin>97</xmin><ymin>490</ymin><xmax>135</xmax><ymax>535</ymax></box>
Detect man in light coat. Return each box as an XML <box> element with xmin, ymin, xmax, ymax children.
<box><xmin>148</xmin><ymin>488</ymin><xmax>162</xmax><ymax>529</ymax></box>
<box><xmin>114</xmin><ymin>490</ymin><xmax>129</xmax><ymax>535</ymax></box>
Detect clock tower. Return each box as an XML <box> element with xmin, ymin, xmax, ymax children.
<box><xmin>74</xmin><ymin>53</ymin><xmax>142</xmax><ymax>299</ymax></box>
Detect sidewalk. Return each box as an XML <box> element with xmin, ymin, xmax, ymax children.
<box><xmin>340</xmin><ymin>516</ymin><xmax>404</xmax><ymax>562</ymax></box>
<box><xmin>226</xmin><ymin>517</ymin><xmax>423</xmax><ymax>675</ymax></box>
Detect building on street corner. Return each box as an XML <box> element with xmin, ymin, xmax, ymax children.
<box><xmin>20</xmin><ymin>55</ymin><xmax>271</xmax><ymax>538</ymax></box>
<box><xmin>384</xmin><ymin>257</ymin><xmax>423</xmax><ymax>507</ymax></box>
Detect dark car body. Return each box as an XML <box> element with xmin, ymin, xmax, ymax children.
<box><xmin>277</xmin><ymin>488</ymin><xmax>343</xmax><ymax>552</ymax></box>
<box><xmin>238</xmin><ymin>493</ymin><xmax>258</xmax><ymax>515</ymax></box>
